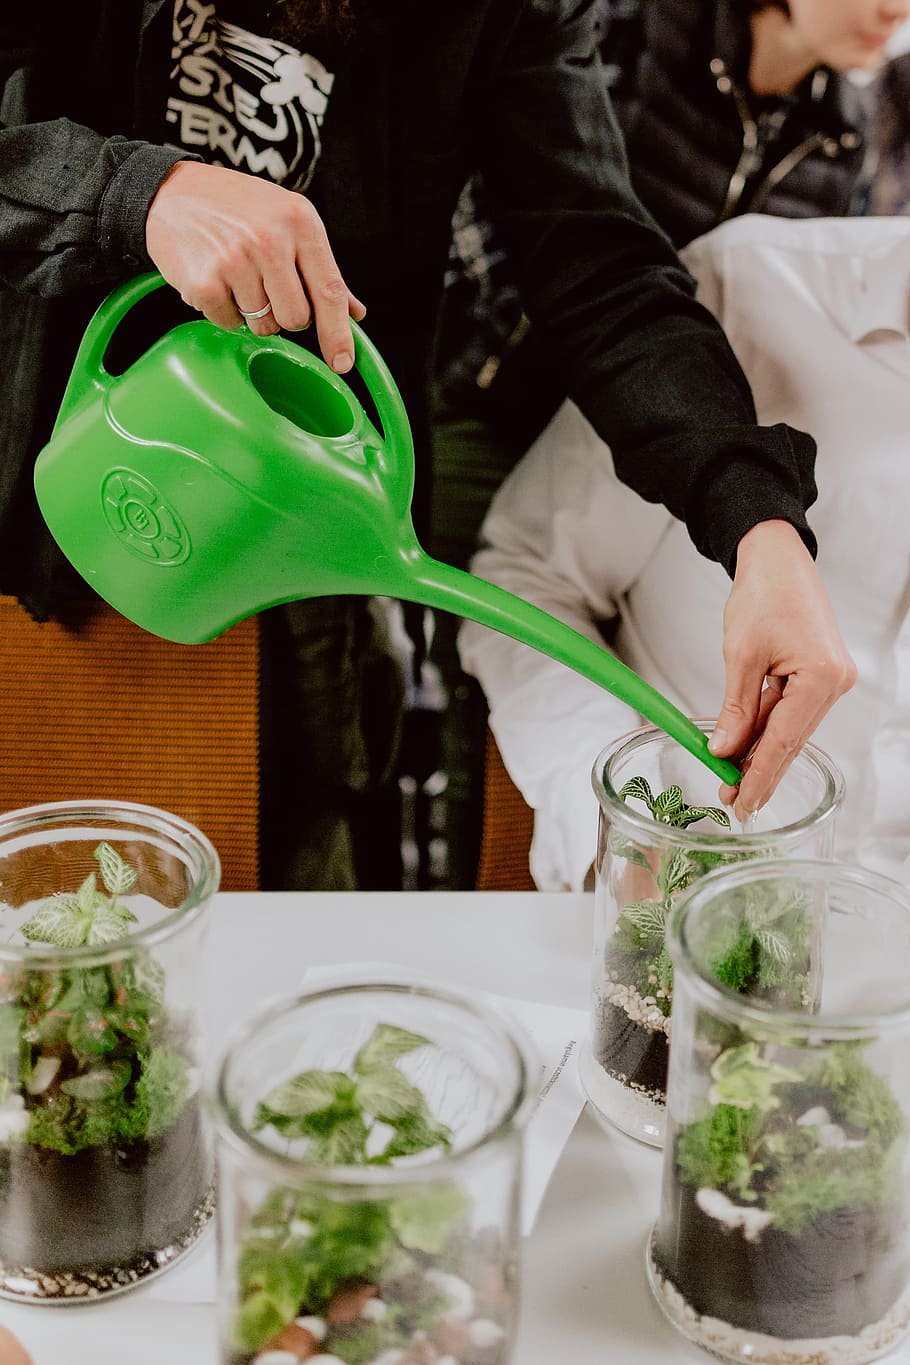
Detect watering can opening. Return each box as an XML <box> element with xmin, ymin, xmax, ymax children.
<box><xmin>248</xmin><ymin>351</ymin><xmax>356</xmax><ymax>439</ymax></box>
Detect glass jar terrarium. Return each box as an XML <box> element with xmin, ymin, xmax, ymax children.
<box><xmin>213</xmin><ymin>982</ymin><xmax>536</xmax><ymax>1365</ymax></box>
<box><xmin>649</xmin><ymin>858</ymin><xmax>910</xmax><ymax>1365</ymax></box>
<box><xmin>579</xmin><ymin>722</ymin><xmax>843</xmax><ymax>1146</ymax></box>
<box><xmin>0</xmin><ymin>800</ymin><xmax>219</xmax><ymax>1302</ymax></box>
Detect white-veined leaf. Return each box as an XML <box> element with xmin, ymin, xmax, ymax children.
<box><xmin>259</xmin><ymin>1069</ymin><xmax>348</xmax><ymax>1120</ymax></box>
<box><xmin>85</xmin><ymin>902</ymin><xmax>137</xmax><ymax>946</ymax></box>
<box><xmin>618</xmin><ymin>776</ymin><xmax>655</xmax><ymax>810</ymax></box>
<box><xmin>19</xmin><ymin>896</ymin><xmax>88</xmax><ymax>947</ymax></box>
<box><xmin>356</xmin><ymin>1066</ymin><xmax>427</xmax><ymax>1122</ymax></box>
<box><xmin>306</xmin><ymin>1114</ymin><xmax>370</xmax><ymax>1165</ymax></box>
<box><xmin>621</xmin><ymin>900</ymin><xmax>667</xmax><ymax>939</ymax></box>
<box><xmin>354</xmin><ymin>1023</ymin><xmax>432</xmax><ymax>1075</ymax></box>
<box><xmin>654</xmin><ymin>785</ymin><xmax>683</xmax><ymax>819</ymax></box>
<box><xmin>94</xmin><ymin>842</ymin><xmax>138</xmax><ymax>896</ymax></box>
<box><xmin>756</xmin><ymin>928</ymin><xmax>792</xmax><ymax>965</ymax></box>
<box><xmin>675</xmin><ymin>804</ymin><xmax>731</xmax><ymax>829</ymax></box>
<box><xmin>661</xmin><ymin>848</ymin><xmax>693</xmax><ymax>895</ymax></box>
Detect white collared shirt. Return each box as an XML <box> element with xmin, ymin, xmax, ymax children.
<box><xmin>458</xmin><ymin>215</ymin><xmax>910</xmax><ymax>891</ymax></box>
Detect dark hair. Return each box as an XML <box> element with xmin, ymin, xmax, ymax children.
<box><xmin>268</xmin><ymin>0</ymin><xmax>358</xmax><ymax>47</ymax></box>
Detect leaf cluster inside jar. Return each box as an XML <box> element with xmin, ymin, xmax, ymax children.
<box><xmin>607</xmin><ymin>776</ymin><xmax>811</xmax><ymax>1014</ymax></box>
<box><xmin>0</xmin><ymin>843</ymin><xmax>193</xmax><ymax>1155</ymax></box>
<box><xmin>234</xmin><ymin>1023</ymin><xmax>507</xmax><ymax>1363</ymax></box>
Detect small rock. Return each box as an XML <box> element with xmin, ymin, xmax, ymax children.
<box><xmin>433</xmin><ymin>1313</ymin><xmax>472</xmax><ymax>1356</ymax></box>
<box><xmin>360</xmin><ymin>1297</ymin><xmax>388</xmax><ymax>1323</ymax></box>
<box><xmin>266</xmin><ymin>1323</ymin><xmax>320</xmax><ymax>1359</ymax></box>
<box><xmin>695</xmin><ymin>1187</ymin><xmax>773</xmax><ymax>1243</ymax></box>
<box><xmin>398</xmin><ymin>1341</ymin><xmax>438</xmax><ymax>1365</ymax></box>
<box><xmin>476</xmin><ymin>1265</ymin><xmax>508</xmax><ymax>1310</ymax></box>
<box><xmin>796</xmin><ymin>1106</ymin><xmax>831</xmax><ymax>1127</ymax></box>
<box><xmin>294</xmin><ymin>1318</ymin><xmax>327</xmax><ymax>1343</ymax></box>
<box><xmin>424</xmin><ymin>1269</ymin><xmax>474</xmax><ymax>1318</ymax></box>
<box><xmin>326</xmin><ymin>1282</ymin><xmax>379</xmax><ymax>1323</ymax></box>
<box><xmin>469</xmin><ymin>1318</ymin><xmax>506</xmax><ymax>1349</ymax></box>
<box><xmin>252</xmin><ymin>1352</ymin><xmax>299</xmax><ymax>1365</ymax></box>
<box><xmin>25</xmin><ymin>1056</ymin><xmax>60</xmax><ymax>1094</ymax></box>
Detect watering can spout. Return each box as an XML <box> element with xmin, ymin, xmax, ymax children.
<box><xmin>34</xmin><ymin>272</ymin><xmax>740</xmax><ymax>787</ymax></box>
<box><xmin>397</xmin><ymin>551</ymin><xmax>740</xmax><ymax>786</ymax></box>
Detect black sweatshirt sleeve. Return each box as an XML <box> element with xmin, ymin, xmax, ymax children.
<box><xmin>480</xmin><ymin>0</ymin><xmax>817</xmax><ymax>575</ymax></box>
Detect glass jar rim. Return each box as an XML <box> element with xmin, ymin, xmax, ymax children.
<box><xmin>0</xmin><ymin>798</ymin><xmax>220</xmax><ymax>968</ymax></box>
<box><xmin>212</xmin><ymin>980</ymin><xmax>538</xmax><ymax>1187</ymax></box>
<box><xmin>668</xmin><ymin>855</ymin><xmax>910</xmax><ymax>1038</ymax></box>
<box><xmin>591</xmin><ymin>720</ymin><xmax>844</xmax><ymax>852</ymax></box>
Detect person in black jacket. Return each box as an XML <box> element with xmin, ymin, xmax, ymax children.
<box><xmin>0</xmin><ymin>1</ymin><xmax>855</xmax><ymax>890</ymax></box>
<box><xmin>604</xmin><ymin>0</ymin><xmax>905</xmax><ymax>248</ymax></box>
<box><xmin>431</xmin><ymin>0</ymin><xmax>904</xmax><ymax>884</ymax></box>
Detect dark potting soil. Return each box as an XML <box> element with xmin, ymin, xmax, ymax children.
<box><xmin>592</xmin><ymin>995</ymin><xmax>668</xmax><ymax>1098</ymax></box>
<box><xmin>653</xmin><ymin>1178</ymin><xmax>910</xmax><ymax>1341</ymax></box>
<box><xmin>0</xmin><ymin>1097</ymin><xmax>212</xmax><ymax>1286</ymax></box>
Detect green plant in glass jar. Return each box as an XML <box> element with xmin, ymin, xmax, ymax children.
<box><xmin>216</xmin><ymin>985</ymin><xmax>532</xmax><ymax>1365</ymax></box>
<box><xmin>582</xmin><ymin>725</ymin><xmax>842</xmax><ymax>1146</ymax></box>
<box><xmin>0</xmin><ymin>805</ymin><xmax>217</xmax><ymax>1303</ymax></box>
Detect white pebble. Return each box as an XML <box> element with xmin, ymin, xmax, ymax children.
<box><xmin>252</xmin><ymin>1353</ymin><xmax>298</xmax><ymax>1365</ymax></box>
<box><xmin>425</xmin><ymin>1269</ymin><xmax>474</xmax><ymax>1318</ymax></box>
<box><xmin>360</xmin><ymin>1298</ymin><xmax>388</xmax><ymax>1323</ymax></box>
<box><xmin>310</xmin><ymin>1357</ymin><xmax>348</xmax><ymax>1364</ymax></box>
<box><xmin>695</xmin><ymin>1188</ymin><xmax>774</xmax><ymax>1243</ymax></box>
<box><xmin>468</xmin><ymin>1319</ymin><xmax>506</xmax><ymax>1349</ymax></box>
<box><xmin>26</xmin><ymin>1057</ymin><xmax>61</xmax><ymax>1094</ymax></box>
<box><xmin>370</xmin><ymin>1353</ymin><xmax>405</xmax><ymax>1365</ymax></box>
<box><xmin>796</xmin><ymin>1105</ymin><xmax>831</xmax><ymax>1127</ymax></box>
<box><xmin>294</xmin><ymin>1316</ymin><xmax>327</xmax><ymax>1341</ymax></box>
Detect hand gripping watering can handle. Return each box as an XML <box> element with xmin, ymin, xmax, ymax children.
<box><xmin>52</xmin><ymin>271</ymin><xmax>167</xmax><ymax>434</ymax></box>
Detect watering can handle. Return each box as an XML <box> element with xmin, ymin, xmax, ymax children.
<box><xmin>349</xmin><ymin>320</ymin><xmax>415</xmax><ymax>468</ymax></box>
<box><xmin>52</xmin><ymin>271</ymin><xmax>167</xmax><ymax>434</ymax></box>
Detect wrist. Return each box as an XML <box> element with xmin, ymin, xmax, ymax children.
<box><xmin>735</xmin><ymin>519</ymin><xmax>810</xmax><ymax>574</ymax></box>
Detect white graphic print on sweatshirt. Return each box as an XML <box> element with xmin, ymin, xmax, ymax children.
<box><xmin>167</xmin><ymin>0</ymin><xmax>334</xmax><ymax>191</ymax></box>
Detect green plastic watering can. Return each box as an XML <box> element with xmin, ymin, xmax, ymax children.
<box><xmin>34</xmin><ymin>272</ymin><xmax>740</xmax><ymax>786</ymax></box>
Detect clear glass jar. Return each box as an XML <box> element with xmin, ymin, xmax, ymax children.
<box><xmin>648</xmin><ymin>858</ymin><xmax>910</xmax><ymax>1365</ymax></box>
<box><xmin>579</xmin><ymin>722</ymin><xmax>843</xmax><ymax>1146</ymax></box>
<box><xmin>213</xmin><ymin>982</ymin><xmax>536</xmax><ymax>1365</ymax></box>
<box><xmin>0</xmin><ymin>800</ymin><xmax>219</xmax><ymax>1302</ymax></box>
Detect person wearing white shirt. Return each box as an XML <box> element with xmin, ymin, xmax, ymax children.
<box><xmin>459</xmin><ymin>213</ymin><xmax>910</xmax><ymax>892</ymax></box>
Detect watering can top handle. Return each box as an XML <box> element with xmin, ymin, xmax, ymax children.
<box><xmin>348</xmin><ymin>318</ymin><xmax>414</xmax><ymax>467</ymax></box>
<box><xmin>54</xmin><ymin>271</ymin><xmax>415</xmax><ymax>463</ymax></box>
<box><xmin>52</xmin><ymin>271</ymin><xmax>168</xmax><ymax>432</ymax></box>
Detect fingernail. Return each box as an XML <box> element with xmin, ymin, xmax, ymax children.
<box><xmin>332</xmin><ymin>351</ymin><xmax>353</xmax><ymax>373</ymax></box>
<box><xmin>708</xmin><ymin>728</ymin><xmax>729</xmax><ymax>754</ymax></box>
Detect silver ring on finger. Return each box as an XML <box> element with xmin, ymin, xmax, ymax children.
<box><xmin>238</xmin><ymin>302</ymin><xmax>273</xmax><ymax>320</ymax></box>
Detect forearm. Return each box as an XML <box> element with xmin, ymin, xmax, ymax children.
<box><xmin>482</xmin><ymin>0</ymin><xmax>818</xmax><ymax>573</ymax></box>
<box><xmin>0</xmin><ymin>119</ymin><xmax>192</xmax><ymax>294</ymax></box>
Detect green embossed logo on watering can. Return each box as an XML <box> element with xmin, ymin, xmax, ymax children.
<box><xmin>32</xmin><ymin>271</ymin><xmax>740</xmax><ymax>786</ymax></box>
<box><xmin>101</xmin><ymin>468</ymin><xmax>191</xmax><ymax>565</ymax></box>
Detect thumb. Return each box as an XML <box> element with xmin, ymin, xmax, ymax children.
<box><xmin>708</xmin><ymin>662</ymin><xmax>764</xmax><ymax>758</ymax></box>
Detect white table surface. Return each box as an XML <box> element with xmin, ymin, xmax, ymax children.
<box><xmin>4</xmin><ymin>891</ymin><xmax>909</xmax><ymax>1365</ymax></box>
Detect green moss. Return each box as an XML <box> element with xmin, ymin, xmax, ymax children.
<box><xmin>675</xmin><ymin>1042</ymin><xmax>906</xmax><ymax>1236</ymax></box>
<box><xmin>767</xmin><ymin>1140</ymin><xmax>904</xmax><ymax>1235</ymax></box>
<box><xmin>132</xmin><ymin>1046</ymin><xmax>191</xmax><ymax>1139</ymax></box>
<box><xmin>676</xmin><ymin>1103</ymin><xmax>762</xmax><ymax>1196</ymax></box>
